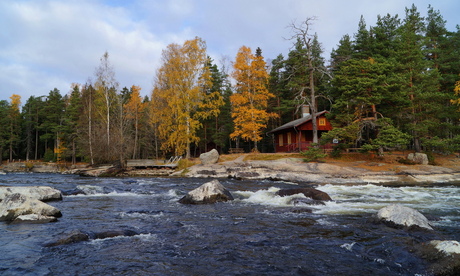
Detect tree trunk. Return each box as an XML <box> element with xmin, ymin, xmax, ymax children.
<box><xmin>132</xmin><ymin>113</ymin><xmax>138</xmax><ymax>159</ymax></box>
<box><xmin>72</xmin><ymin>139</ymin><xmax>76</xmax><ymax>165</ymax></box>
<box><xmin>310</xmin><ymin>60</ymin><xmax>318</xmax><ymax>145</ymax></box>
<box><xmin>88</xmin><ymin>99</ymin><xmax>94</xmax><ymax>165</ymax></box>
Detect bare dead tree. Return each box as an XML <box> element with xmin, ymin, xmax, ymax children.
<box><xmin>287</xmin><ymin>17</ymin><xmax>330</xmax><ymax>144</ymax></box>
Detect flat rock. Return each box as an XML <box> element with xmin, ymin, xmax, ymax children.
<box><xmin>0</xmin><ymin>186</ymin><xmax>62</xmax><ymax>201</ymax></box>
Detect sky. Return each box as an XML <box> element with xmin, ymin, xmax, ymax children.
<box><xmin>1</xmin><ymin>0</ymin><xmax>459</xmax><ymax>103</ymax></box>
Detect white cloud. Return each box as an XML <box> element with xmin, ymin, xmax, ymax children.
<box><xmin>0</xmin><ymin>0</ymin><xmax>458</xmax><ymax>103</ymax></box>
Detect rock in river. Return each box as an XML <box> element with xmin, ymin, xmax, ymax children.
<box><xmin>179</xmin><ymin>179</ymin><xmax>234</xmax><ymax>204</ymax></box>
<box><xmin>0</xmin><ymin>193</ymin><xmax>62</xmax><ymax>222</ymax></box>
<box><xmin>0</xmin><ymin>186</ymin><xmax>62</xmax><ymax>202</ymax></box>
<box><xmin>377</xmin><ymin>204</ymin><xmax>433</xmax><ymax>230</ymax></box>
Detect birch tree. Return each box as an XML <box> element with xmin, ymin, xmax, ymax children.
<box><xmin>94</xmin><ymin>51</ymin><xmax>119</xmax><ymax>150</ymax></box>
<box><xmin>151</xmin><ymin>37</ymin><xmax>220</xmax><ymax>158</ymax></box>
<box><xmin>230</xmin><ymin>46</ymin><xmax>276</xmax><ymax>151</ymax></box>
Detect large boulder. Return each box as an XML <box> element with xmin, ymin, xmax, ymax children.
<box><xmin>407</xmin><ymin>152</ymin><xmax>429</xmax><ymax>165</ymax></box>
<box><xmin>377</xmin><ymin>204</ymin><xmax>433</xmax><ymax>230</ymax></box>
<box><xmin>0</xmin><ymin>186</ymin><xmax>62</xmax><ymax>202</ymax></box>
<box><xmin>199</xmin><ymin>149</ymin><xmax>220</xmax><ymax>165</ymax></box>
<box><xmin>0</xmin><ymin>193</ymin><xmax>62</xmax><ymax>222</ymax></box>
<box><xmin>179</xmin><ymin>179</ymin><xmax>234</xmax><ymax>204</ymax></box>
<box><xmin>276</xmin><ymin>188</ymin><xmax>332</xmax><ymax>201</ymax></box>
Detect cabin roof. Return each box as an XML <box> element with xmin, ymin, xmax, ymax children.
<box><xmin>267</xmin><ymin>110</ymin><xmax>329</xmax><ymax>134</ymax></box>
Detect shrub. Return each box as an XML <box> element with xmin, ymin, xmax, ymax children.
<box><xmin>176</xmin><ymin>159</ymin><xmax>195</xmax><ymax>171</ymax></box>
<box><xmin>43</xmin><ymin>148</ymin><xmax>56</xmax><ymax>162</ymax></box>
<box><xmin>301</xmin><ymin>144</ymin><xmax>327</xmax><ymax>162</ymax></box>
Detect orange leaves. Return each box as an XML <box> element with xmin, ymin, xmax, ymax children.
<box><xmin>151</xmin><ymin>37</ymin><xmax>221</xmax><ymax>157</ymax></box>
<box><xmin>230</xmin><ymin>46</ymin><xmax>277</xmax><ymax>146</ymax></box>
<box><xmin>451</xmin><ymin>78</ymin><xmax>460</xmax><ymax>108</ymax></box>
<box><xmin>9</xmin><ymin>94</ymin><xmax>21</xmax><ymax>112</ymax></box>
<box><xmin>124</xmin><ymin>85</ymin><xmax>145</xmax><ymax>120</ymax></box>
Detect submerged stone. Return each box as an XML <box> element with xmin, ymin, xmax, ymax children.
<box><xmin>276</xmin><ymin>188</ymin><xmax>332</xmax><ymax>201</ymax></box>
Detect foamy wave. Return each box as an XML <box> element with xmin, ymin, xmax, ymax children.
<box><xmin>88</xmin><ymin>233</ymin><xmax>159</xmax><ymax>245</ymax></box>
<box><xmin>67</xmin><ymin>191</ymin><xmax>148</xmax><ymax>197</ymax></box>
<box><xmin>340</xmin><ymin>242</ymin><xmax>356</xmax><ymax>251</ymax></box>
<box><xmin>313</xmin><ymin>184</ymin><xmax>459</xmax><ymax>215</ymax></box>
<box><xmin>234</xmin><ymin>187</ymin><xmax>308</xmax><ymax>207</ymax></box>
<box><xmin>119</xmin><ymin>211</ymin><xmax>164</xmax><ymax>219</ymax></box>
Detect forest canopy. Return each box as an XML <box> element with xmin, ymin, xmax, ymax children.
<box><xmin>2</xmin><ymin>4</ymin><xmax>460</xmax><ymax>164</ymax></box>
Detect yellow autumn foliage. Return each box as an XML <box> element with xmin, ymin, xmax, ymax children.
<box><xmin>452</xmin><ymin>78</ymin><xmax>460</xmax><ymax>109</ymax></box>
<box><xmin>230</xmin><ymin>46</ymin><xmax>277</xmax><ymax>149</ymax></box>
<box><xmin>151</xmin><ymin>37</ymin><xmax>223</xmax><ymax>158</ymax></box>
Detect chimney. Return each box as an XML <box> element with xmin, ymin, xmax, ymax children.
<box><xmin>302</xmin><ymin>105</ymin><xmax>310</xmax><ymax>118</ymax></box>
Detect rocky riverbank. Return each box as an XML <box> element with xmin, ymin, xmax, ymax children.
<box><xmin>175</xmin><ymin>154</ymin><xmax>460</xmax><ymax>185</ymax></box>
<box><xmin>2</xmin><ymin>153</ymin><xmax>460</xmax><ymax>185</ymax></box>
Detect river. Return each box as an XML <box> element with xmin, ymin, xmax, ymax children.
<box><xmin>1</xmin><ymin>173</ymin><xmax>459</xmax><ymax>275</ymax></box>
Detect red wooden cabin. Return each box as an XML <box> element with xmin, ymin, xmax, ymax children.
<box><xmin>267</xmin><ymin>110</ymin><xmax>333</xmax><ymax>152</ymax></box>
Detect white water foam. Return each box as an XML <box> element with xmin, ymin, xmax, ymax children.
<box><xmin>234</xmin><ymin>187</ymin><xmax>308</xmax><ymax>207</ymax></box>
<box><xmin>312</xmin><ymin>184</ymin><xmax>460</xmax><ymax>215</ymax></box>
<box><xmin>340</xmin><ymin>242</ymin><xmax>356</xmax><ymax>251</ymax></box>
<box><xmin>67</xmin><ymin>191</ymin><xmax>149</xmax><ymax>198</ymax></box>
<box><xmin>119</xmin><ymin>211</ymin><xmax>164</xmax><ymax>219</ymax></box>
<box><xmin>88</xmin><ymin>233</ymin><xmax>159</xmax><ymax>246</ymax></box>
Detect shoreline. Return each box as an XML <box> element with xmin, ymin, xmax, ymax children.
<box><xmin>175</xmin><ymin>156</ymin><xmax>460</xmax><ymax>185</ymax></box>
<box><xmin>2</xmin><ymin>154</ymin><xmax>460</xmax><ymax>186</ymax></box>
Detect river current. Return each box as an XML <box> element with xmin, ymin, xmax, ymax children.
<box><xmin>0</xmin><ymin>173</ymin><xmax>459</xmax><ymax>275</ymax></box>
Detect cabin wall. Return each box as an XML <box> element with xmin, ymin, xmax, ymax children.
<box><xmin>272</xmin><ymin>115</ymin><xmax>333</xmax><ymax>152</ymax></box>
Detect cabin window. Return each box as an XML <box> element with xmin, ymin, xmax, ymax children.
<box><xmin>279</xmin><ymin>134</ymin><xmax>284</xmax><ymax>146</ymax></box>
<box><xmin>287</xmin><ymin>132</ymin><xmax>292</xmax><ymax>144</ymax></box>
<box><xmin>319</xmin><ymin>118</ymin><xmax>326</xmax><ymax>126</ymax></box>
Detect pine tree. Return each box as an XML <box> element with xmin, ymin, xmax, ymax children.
<box><xmin>0</xmin><ymin>100</ymin><xmax>9</xmax><ymax>161</ymax></box>
<box><xmin>62</xmin><ymin>84</ymin><xmax>82</xmax><ymax>164</ymax></box>
<box><xmin>396</xmin><ymin>4</ymin><xmax>441</xmax><ymax>151</ymax></box>
<box><xmin>371</xmin><ymin>14</ymin><xmax>401</xmax><ymax>59</ymax></box>
<box><xmin>353</xmin><ymin>16</ymin><xmax>373</xmax><ymax>59</ymax></box>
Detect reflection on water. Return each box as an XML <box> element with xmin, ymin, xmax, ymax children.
<box><xmin>0</xmin><ymin>173</ymin><xmax>459</xmax><ymax>275</ymax></box>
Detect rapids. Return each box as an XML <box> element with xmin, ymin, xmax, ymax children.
<box><xmin>0</xmin><ymin>173</ymin><xmax>459</xmax><ymax>275</ymax></box>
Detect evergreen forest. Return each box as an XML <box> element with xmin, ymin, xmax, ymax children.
<box><xmin>2</xmin><ymin>4</ymin><xmax>460</xmax><ymax>165</ymax></box>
